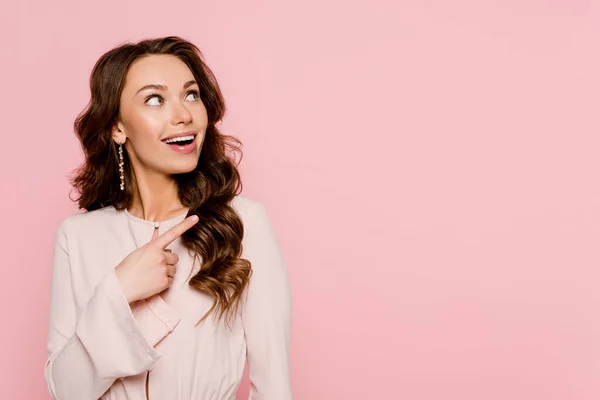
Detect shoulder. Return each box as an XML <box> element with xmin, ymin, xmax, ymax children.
<box><xmin>230</xmin><ymin>194</ymin><xmax>281</xmax><ymax>249</ymax></box>
<box><xmin>232</xmin><ymin>196</ymin><xmax>288</xmax><ymax>287</ymax></box>
<box><xmin>230</xmin><ymin>194</ymin><xmax>269</xmax><ymax>224</ymax></box>
<box><xmin>230</xmin><ymin>194</ymin><xmax>279</xmax><ymax>242</ymax></box>
<box><xmin>55</xmin><ymin>206</ymin><xmax>120</xmax><ymax>237</ymax></box>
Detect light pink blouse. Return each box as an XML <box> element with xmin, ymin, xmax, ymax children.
<box><xmin>44</xmin><ymin>195</ymin><xmax>292</xmax><ymax>399</ymax></box>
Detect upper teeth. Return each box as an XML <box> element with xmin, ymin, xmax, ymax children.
<box><xmin>164</xmin><ymin>135</ymin><xmax>194</xmax><ymax>144</ymax></box>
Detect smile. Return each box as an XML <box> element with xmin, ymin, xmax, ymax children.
<box><xmin>161</xmin><ymin>132</ymin><xmax>198</xmax><ymax>154</ymax></box>
<box><xmin>163</xmin><ymin>134</ymin><xmax>195</xmax><ymax>145</ymax></box>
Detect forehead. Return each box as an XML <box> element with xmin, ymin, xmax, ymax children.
<box><xmin>124</xmin><ymin>54</ymin><xmax>195</xmax><ymax>91</ymax></box>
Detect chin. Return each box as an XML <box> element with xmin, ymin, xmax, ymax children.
<box><xmin>166</xmin><ymin>159</ymin><xmax>199</xmax><ymax>175</ymax></box>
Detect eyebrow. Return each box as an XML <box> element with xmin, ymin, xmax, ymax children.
<box><xmin>135</xmin><ymin>80</ymin><xmax>198</xmax><ymax>95</ymax></box>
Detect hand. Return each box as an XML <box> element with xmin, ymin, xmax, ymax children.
<box><xmin>115</xmin><ymin>215</ymin><xmax>199</xmax><ymax>303</ymax></box>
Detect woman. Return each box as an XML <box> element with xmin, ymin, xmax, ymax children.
<box><xmin>44</xmin><ymin>36</ymin><xmax>292</xmax><ymax>400</ymax></box>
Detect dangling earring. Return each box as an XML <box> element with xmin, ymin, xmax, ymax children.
<box><xmin>118</xmin><ymin>140</ymin><xmax>125</xmax><ymax>191</ymax></box>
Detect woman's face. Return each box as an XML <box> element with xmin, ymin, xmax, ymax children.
<box><xmin>112</xmin><ymin>54</ymin><xmax>208</xmax><ymax>177</ymax></box>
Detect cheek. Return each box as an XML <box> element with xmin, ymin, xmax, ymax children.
<box><xmin>193</xmin><ymin>103</ymin><xmax>209</xmax><ymax>126</ymax></box>
<box><xmin>126</xmin><ymin>109</ymin><xmax>167</xmax><ymax>140</ymax></box>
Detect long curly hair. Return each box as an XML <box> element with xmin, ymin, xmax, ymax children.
<box><xmin>70</xmin><ymin>36</ymin><xmax>251</xmax><ymax>325</ymax></box>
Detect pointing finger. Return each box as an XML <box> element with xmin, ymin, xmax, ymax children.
<box><xmin>153</xmin><ymin>215</ymin><xmax>199</xmax><ymax>249</ymax></box>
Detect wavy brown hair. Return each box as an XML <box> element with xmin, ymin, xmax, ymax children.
<box><xmin>70</xmin><ymin>36</ymin><xmax>251</xmax><ymax>325</ymax></box>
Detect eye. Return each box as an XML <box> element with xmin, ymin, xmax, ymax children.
<box><xmin>185</xmin><ymin>90</ymin><xmax>200</xmax><ymax>102</ymax></box>
<box><xmin>145</xmin><ymin>95</ymin><xmax>163</xmax><ymax>106</ymax></box>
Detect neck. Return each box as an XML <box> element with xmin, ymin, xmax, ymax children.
<box><xmin>128</xmin><ymin>168</ymin><xmax>186</xmax><ymax>222</ymax></box>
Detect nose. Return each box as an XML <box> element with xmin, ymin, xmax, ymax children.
<box><xmin>171</xmin><ymin>100</ymin><xmax>193</xmax><ymax>126</ymax></box>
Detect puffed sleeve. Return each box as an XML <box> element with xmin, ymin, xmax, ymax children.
<box><xmin>241</xmin><ymin>203</ymin><xmax>292</xmax><ymax>399</ymax></box>
<box><xmin>44</xmin><ymin>219</ymin><xmax>177</xmax><ymax>399</ymax></box>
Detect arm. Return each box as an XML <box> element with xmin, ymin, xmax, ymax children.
<box><xmin>241</xmin><ymin>203</ymin><xmax>292</xmax><ymax>399</ymax></box>
<box><xmin>44</xmin><ymin>219</ymin><xmax>174</xmax><ymax>399</ymax></box>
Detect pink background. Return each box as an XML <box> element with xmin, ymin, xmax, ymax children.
<box><xmin>2</xmin><ymin>0</ymin><xmax>600</xmax><ymax>399</ymax></box>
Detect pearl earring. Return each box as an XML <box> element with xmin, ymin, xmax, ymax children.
<box><xmin>118</xmin><ymin>140</ymin><xmax>125</xmax><ymax>191</ymax></box>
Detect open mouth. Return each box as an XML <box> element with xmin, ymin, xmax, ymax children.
<box><xmin>161</xmin><ymin>133</ymin><xmax>198</xmax><ymax>154</ymax></box>
<box><xmin>162</xmin><ymin>134</ymin><xmax>196</xmax><ymax>146</ymax></box>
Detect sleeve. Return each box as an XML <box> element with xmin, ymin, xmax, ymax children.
<box><xmin>241</xmin><ymin>203</ymin><xmax>292</xmax><ymax>400</ymax></box>
<box><xmin>44</xmin><ymin>219</ymin><xmax>179</xmax><ymax>400</ymax></box>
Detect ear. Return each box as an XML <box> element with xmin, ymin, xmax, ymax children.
<box><xmin>111</xmin><ymin>121</ymin><xmax>126</xmax><ymax>144</ymax></box>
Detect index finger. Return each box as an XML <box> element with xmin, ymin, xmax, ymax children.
<box><xmin>152</xmin><ymin>215</ymin><xmax>199</xmax><ymax>249</ymax></box>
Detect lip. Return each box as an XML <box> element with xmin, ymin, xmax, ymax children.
<box><xmin>161</xmin><ymin>130</ymin><xmax>198</xmax><ymax>141</ymax></box>
<box><xmin>161</xmin><ymin>131</ymin><xmax>198</xmax><ymax>155</ymax></box>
